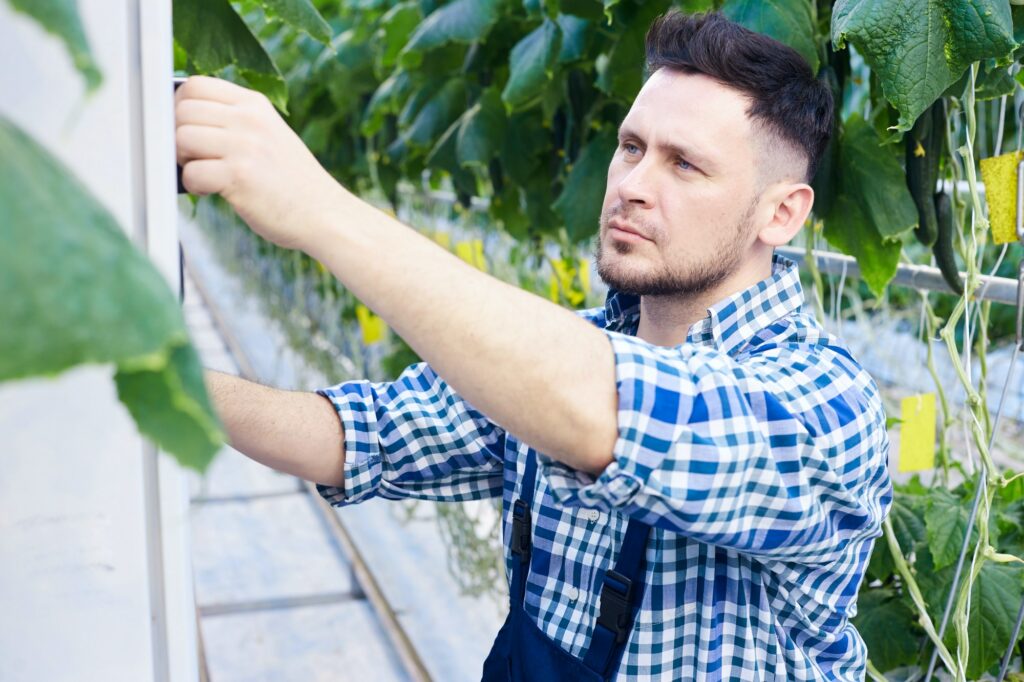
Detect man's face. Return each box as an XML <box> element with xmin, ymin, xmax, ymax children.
<box><xmin>596</xmin><ymin>69</ymin><xmax>765</xmax><ymax>297</ymax></box>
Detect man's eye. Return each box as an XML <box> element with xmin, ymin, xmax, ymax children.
<box><xmin>623</xmin><ymin>143</ymin><xmax>640</xmax><ymax>155</ymax></box>
<box><xmin>677</xmin><ymin>158</ymin><xmax>693</xmax><ymax>171</ymax></box>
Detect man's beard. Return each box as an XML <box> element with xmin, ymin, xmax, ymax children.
<box><xmin>594</xmin><ymin>201</ymin><xmax>756</xmax><ymax>297</ymax></box>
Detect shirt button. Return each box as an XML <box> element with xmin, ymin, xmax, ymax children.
<box><xmin>566</xmin><ymin>586</ymin><xmax>580</xmax><ymax>602</ymax></box>
<box><xmin>584</xmin><ymin>509</ymin><xmax>600</xmax><ymax>523</ymax></box>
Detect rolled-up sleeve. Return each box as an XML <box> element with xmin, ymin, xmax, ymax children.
<box><xmin>315</xmin><ymin>361</ymin><xmax>505</xmax><ymax>507</ymax></box>
<box><xmin>539</xmin><ymin>329</ymin><xmax>892</xmax><ymax>565</ymax></box>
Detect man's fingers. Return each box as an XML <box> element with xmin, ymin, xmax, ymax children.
<box><xmin>175</xmin><ymin>98</ymin><xmax>232</xmax><ymax>129</ymax></box>
<box><xmin>181</xmin><ymin>159</ymin><xmax>231</xmax><ymax>196</ymax></box>
<box><xmin>173</xmin><ymin>75</ymin><xmax>252</xmax><ymax>107</ymax></box>
<box><xmin>175</xmin><ymin>124</ymin><xmax>233</xmax><ymax>165</ymax></box>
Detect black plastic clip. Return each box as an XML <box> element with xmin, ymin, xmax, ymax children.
<box><xmin>510</xmin><ymin>498</ymin><xmax>532</xmax><ymax>562</ymax></box>
<box><xmin>597</xmin><ymin>569</ymin><xmax>633</xmax><ymax>643</ymax></box>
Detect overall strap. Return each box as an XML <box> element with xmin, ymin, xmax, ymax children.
<box><xmin>508</xmin><ymin>451</ymin><xmax>538</xmax><ymax>607</ymax></box>
<box><xmin>582</xmin><ymin>518</ymin><xmax>652</xmax><ymax>677</ymax></box>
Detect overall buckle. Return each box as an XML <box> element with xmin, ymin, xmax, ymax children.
<box><xmin>510</xmin><ymin>499</ymin><xmax>532</xmax><ymax>562</ymax></box>
<box><xmin>596</xmin><ymin>569</ymin><xmax>633</xmax><ymax>643</ymax></box>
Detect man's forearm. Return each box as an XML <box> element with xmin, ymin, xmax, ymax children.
<box><xmin>204</xmin><ymin>369</ymin><xmax>346</xmax><ymax>488</ymax></box>
<box><xmin>301</xmin><ymin>186</ymin><xmax>620</xmax><ymax>476</ymax></box>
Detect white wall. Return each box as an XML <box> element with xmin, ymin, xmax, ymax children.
<box><xmin>0</xmin><ymin>1</ymin><xmax>197</xmax><ymax>680</ymax></box>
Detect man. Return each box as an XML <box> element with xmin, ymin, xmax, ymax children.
<box><xmin>177</xmin><ymin>11</ymin><xmax>892</xmax><ymax>681</ymax></box>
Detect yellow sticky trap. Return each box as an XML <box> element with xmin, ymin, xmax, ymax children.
<box><xmin>355</xmin><ymin>304</ymin><xmax>387</xmax><ymax>345</ymax></box>
<box><xmin>579</xmin><ymin>257</ymin><xmax>591</xmax><ymax>294</ymax></box>
<box><xmin>898</xmin><ymin>393</ymin><xmax>936</xmax><ymax>473</ymax></box>
<box><xmin>432</xmin><ymin>231</ymin><xmax>451</xmax><ymax>250</ymax></box>
<box><xmin>979</xmin><ymin>150</ymin><xmax>1022</xmax><ymax>245</ymax></box>
<box><xmin>455</xmin><ymin>239</ymin><xmax>487</xmax><ymax>272</ymax></box>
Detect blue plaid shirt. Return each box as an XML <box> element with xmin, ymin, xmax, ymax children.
<box><xmin>317</xmin><ymin>253</ymin><xmax>892</xmax><ymax>681</ymax></box>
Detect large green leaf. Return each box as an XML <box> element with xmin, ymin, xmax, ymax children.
<box><xmin>7</xmin><ymin>0</ymin><xmax>102</xmax><ymax>93</ymax></box>
<box><xmin>502</xmin><ymin>19</ymin><xmax>563</xmax><ymax>111</ymax></box>
<box><xmin>250</xmin><ymin>0</ymin><xmax>330</xmax><ymax>44</ymax></box>
<box><xmin>404</xmin><ymin>79</ymin><xmax>468</xmax><ymax>149</ymax></box>
<box><xmin>378</xmin><ymin>2</ymin><xmax>422</xmax><ymax>70</ymax></box>
<box><xmin>839</xmin><ymin>115</ymin><xmax>918</xmax><ymax>241</ymax></box>
<box><xmin>832</xmin><ymin>0</ymin><xmax>1017</xmax><ymax>134</ymax></box>
<box><xmin>925</xmin><ymin>488</ymin><xmax>979</xmax><ymax>571</ymax></box>
<box><xmin>822</xmin><ymin>115</ymin><xmax>911</xmax><ymax>296</ymax></box>
<box><xmin>399</xmin><ymin>0</ymin><xmax>503</xmax><ymax>69</ymax></box>
<box><xmin>852</xmin><ymin>587</ymin><xmax>920</xmax><ymax>672</ymax></box>
<box><xmin>0</xmin><ymin>116</ymin><xmax>222</xmax><ymax>471</ymax></box>
<box><xmin>595</xmin><ymin>1</ymin><xmax>668</xmax><ymax>101</ymax></box>
<box><xmin>556</xmin><ymin>13</ymin><xmax>591</xmax><ymax>64</ymax></box>
<box><xmin>457</xmin><ymin>88</ymin><xmax>507</xmax><ymax>168</ymax></box>
<box><xmin>173</xmin><ymin>0</ymin><xmax>289</xmax><ymax>113</ymax></box>
<box><xmin>720</xmin><ymin>0</ymin><xmax>820</xmax><ymax>73</ymax></box>
<box><xmin>553</xmin><ymin>128</ymin><xmax>618</xmax><ymax>242</ymax></box>
<box><xmin>964</xmin><ymin>561</ymin><xmax>1024</xmax><ymax>679</ymax></box>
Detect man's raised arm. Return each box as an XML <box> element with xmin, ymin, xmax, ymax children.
<box><xmin>204</xmin><ymin>369</ymin><xmax>345</xmax><ymax>488</ymax></box>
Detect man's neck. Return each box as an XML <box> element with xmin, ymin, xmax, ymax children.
<box><xmin>635</xmin><ymin>251</ymin><xmax>774</xmax><ymax>347</ymax></box>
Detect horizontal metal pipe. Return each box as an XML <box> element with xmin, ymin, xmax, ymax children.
<box><xmin>775</xmin><ymin>246</ymin><xmax>1020</xmax><ymax>306</ymax></box>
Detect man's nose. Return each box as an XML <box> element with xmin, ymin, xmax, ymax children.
<box><xmin>616</xmin><ymin>158</ymin><xmax>656</xmax><ymax>208</ymax></box>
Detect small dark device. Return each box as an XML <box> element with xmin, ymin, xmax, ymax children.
<box><xmin>174</xmin><ymin>76</ymin><xmax>187</xmax><ymax>194</ymax></box>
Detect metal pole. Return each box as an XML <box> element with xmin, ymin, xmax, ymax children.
<box><xmin>774</xmin><ymin>246</ymin><xmax>1021</xmax><ymax>306</ymax></box>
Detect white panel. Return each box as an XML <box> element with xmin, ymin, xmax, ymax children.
<box><xmin>0</xmin><ymin>368</ymin><xmax>155</xmax><ymax>682</ymax></box>
<box><xmin>0</xmin><ymin>1</ymin><xmax>198</xmax><ymax>680</ymax></box>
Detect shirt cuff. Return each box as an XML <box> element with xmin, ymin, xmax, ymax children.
<box><xmin>539</xmin><ymin>330</ymin><xmax>675</xmax><ymax>512</ymax></box>
<box><xmin>313</xmin><ymin>381</ymin><xmax>383</xmax><ymax>506</ymax></box>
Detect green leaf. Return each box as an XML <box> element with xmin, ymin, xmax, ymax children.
<box><xmin>173</xmin><ymin>0</ymin><xmax>289</xmax><ymax>113</ymax></box>
<box><xmin>553</xmin><ymin>128</ymin><xmax>618</xmax><ymax>242</ymax></box>
<box><xmin>976</xmin><ymin>60</ymin><xmax>1016</xmax><ymax>101</ymax></box>
<box><xmin>7</xmin><ymin>0</ymin><xmax>103</xmax><ymax>93</ymax></box>
<box><xmin>889</xmin><ymin>490</ymin><xmax>929</xmax><ymax>552</ymax></box>
<box><xmin>249</xmin><ymin>0</ymin><xmax>331</xmax><ymax>44</ymax></box>
<box><xmin>400</xmin><ymin>0</ymin><xmax>503</xmax><ymax>69</ymax></box>
<box><xmin>832</xmin><ymin>0</ymin><xmax>1017</xmax><ymax>134</ymax></box>
<box><xmin>822</xmin><ymin>115</ymin><xmax>911</xmax><ymax>296</ymax></box>
<box><xmin>0</xmin><ymin>116</ymin><xmax>222</xmax><ymax>471</ymax></box>
<box><xmin>840</xmin><ymin>115</ymin><xmax>918</xmax><ymax>241</ymax></box>
<box><xmin>361</xmin><ymin>71</ymin><xmax>413</xmax><ymax>137</ymax></box>
<box><xmin>925</xmin><ymin>488</ymin><xmax>978</xmax><ymax>571</ymax></box>
<box><xmin>501</xmin><ymin>112</ymin><xmax>549</xmax><ymax>186</ymax></box>
<box><xmin>965</xmin><ymin>561</ymin><xmax>1024</xmax><ymax>679</ymax></box>
<box><xmin>720</xmin><ymin>0</ymin><xmax>820</xmax><ymax>73</ymax></box>
<box><xmin>378</xmin><ymin>2</ymin><xmax>422</xmax><ymax>69</ymax></box>
<box><xmin>405</xmin><ymin>79</ymin><xmax>468</xmax><ymax>149</ymax></box>
<box><xmin>595</xmin><ymin>1</ymin><xmax>667</xmax><ymax>101</ymax></box>
<box><xmin>852</xmin><ymin>587</ymin><xmax>920</xmax><ymax>672</ymax></box>
<box><xmin>457</xmin><ymin>89</ymin><xmax>507</xmax><ymax>168</ymax></box>
<box><xmin>556</xmin><ymin>14</ymin><xmax>591</xmax><ymax>64</ymax></box>
<box><xmin>560</xmin><ymin>0</ymin><xmax>604</xmax><ymax>21</ymax></box>
<box><xmin>502</xmin><ymin>19</ymin><xmax>563</xmax><ymax>111</ymax></box>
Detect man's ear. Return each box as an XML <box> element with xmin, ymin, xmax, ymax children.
<box><xmin>758</xmin><ymin>184</ymin><xmax>814</xmax><ymax>247</ymax></box>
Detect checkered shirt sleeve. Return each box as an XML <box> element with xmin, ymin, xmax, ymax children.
<box><xmin>538</xmin><ymin>328</ymin><xmax>890</xmax><ymax>565</ymax></box>
<box><xmin>314</xmin><ymin>361</ymin><xmax>505</xmax><ymax>506</ymax></box>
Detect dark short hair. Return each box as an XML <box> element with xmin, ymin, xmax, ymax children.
<box><xmin>645</xmin><ymin>11</ymin><xmax>833</xmax><ymax>183</ymax></box>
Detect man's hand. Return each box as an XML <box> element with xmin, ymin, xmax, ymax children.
<box><xmin>174</xmin><ymin>75</ymin><xmax>343</xmax><ymax>251</ymax></box>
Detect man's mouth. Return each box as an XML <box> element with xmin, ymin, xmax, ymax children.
<box><xmin>608</xmin><ymin>218</ymin><xmax>652</xmax><ymax>242</ymax></box>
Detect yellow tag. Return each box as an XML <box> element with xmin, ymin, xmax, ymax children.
<box><xmin>578</xmin><ymin>257</ymin><xmax>591</xmax><ymax>295</ymax></box>
<box><xmin>455</xmin><ymin>239</ymin><xmax>487</xmax><ymax>272</ymax></box>
<box><xmin>432</xmin><ymin>231</ymin><xmax>451</xmax><ymax>250</ymax></box>
<box><xmin>355</xmin><ymin>304</ymin><xmax>387</xmax><ymax>345</ymax></box>
<box><xmin>899</xmin><ymin>393</ymin><xmax>936</xmax><ymax>472</ymax></box>
<box><xmin>979</xmin><ymin>150</ymin><xmax>1022</xmax><ymax>245</ymax></box>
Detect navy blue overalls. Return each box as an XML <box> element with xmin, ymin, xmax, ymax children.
<box><xmin>481</xmin><ymin>452</ymin><xmax>653</xmax><ymax>681</ymax></box>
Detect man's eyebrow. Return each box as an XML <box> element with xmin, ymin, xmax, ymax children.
<box><xmin>617</xmin><ymin>126</ymin><xmax>716</xmax><ymax>171</ymax></box>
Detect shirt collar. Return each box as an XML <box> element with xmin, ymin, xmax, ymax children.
<box><xmin>602</xmin><ymin>252</ymin><xmax>805</xmax><ymax>356</ymax></box>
